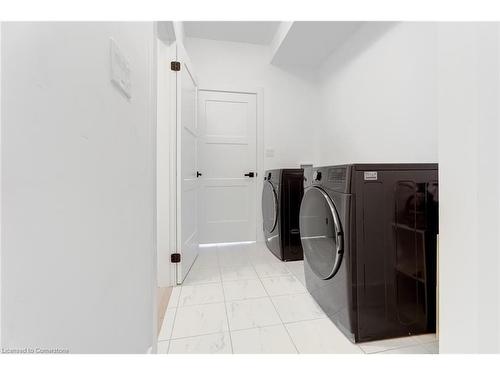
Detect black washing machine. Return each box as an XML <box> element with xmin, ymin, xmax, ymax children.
<box><xmin>299</xmin><ymin>164</ymin><xmax>438</xmax><ymax>343</ymax></box>
<box><xmin>262</xmin><ymin>169</ymin><xmax>304</xmax><ymax>261</ymax></box>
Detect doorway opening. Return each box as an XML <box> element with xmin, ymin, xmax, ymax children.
<box><xmin>168</xmin><ymin>45</ymin><xmax>264</xmax><ymax>285</ymax></box>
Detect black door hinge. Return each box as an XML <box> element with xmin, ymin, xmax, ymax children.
<box><xmin>171</xmin><ymin>61</ymin><xmax>181</xmax><ymax>71</ymax></box>
<box><xmin>171</xmin><ymin>253</ymin><xmax>181</xmax><ymax>263</ymax></box>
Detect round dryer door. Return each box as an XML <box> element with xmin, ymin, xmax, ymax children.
<box><xmin>262</xmin><ymin>180</ymin><xmax>278</xmax><ymax>233</ymax></box>
<box><xmin>299</xmin><ymin>186</ymin><xmax>343</xmax><ymax>280</ymax></box>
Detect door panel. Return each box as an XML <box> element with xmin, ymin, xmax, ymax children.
<box><xmin>205</xmin><ymin>183</ymin><xmax>250</xmax><ymax>221</ymax></box>
<box><xmin>203</xmin><ymin>143</ymin><xmax>250</xmax><ymax>178</ymax></box>
<box><xmin>181</xmin><ymin>127</ymin><xmax>197</xmax><ymax>180</ymax></box>
<box><xmin>176</xmin><ymin>43</ymin><xmax>199</xmax><ymax>283</ymax></box>
<box><xmin>205</xmin><ymin>100</ymin><xmax>248</xmax><ymax>137</ymax></box>
<box><xmin>198</xmin><ymin>90</ymin><xmax>257</xmax><ymax>244</ymax></box>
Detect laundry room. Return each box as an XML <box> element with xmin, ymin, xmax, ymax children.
<box><xmin>1</xmin><ymin>15</ymin><xmax>499</xmax><ymax>360</ymax></box>
<box><xmin>154</xmin><ymin>21</ymin><xmax>500</xmax><ymax>354</ymax></box>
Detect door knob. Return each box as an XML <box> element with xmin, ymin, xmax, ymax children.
<box><xmin>196</xmin><ymin>171</ymin><xmax>202</xmax><ymax>178</ymax></box>
<box><xmin>244</xmin><ymin>172</ymin><xmax>255</xmax><ymax>178</ymax></box>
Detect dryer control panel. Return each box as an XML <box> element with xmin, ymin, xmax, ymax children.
<box><xmin>326</xmin><ymin>166</ymin><xmax>350</xmax><ymax>193</ymax></box>
<box><xmin>313</xmin><ymin>170</ymin><xmax>322</xmax><ymax>181</ymax></box>
<box><xmin>328</xmin><ymin>167</ymin><xmax>347</xmax><ymax>183</ymax></box>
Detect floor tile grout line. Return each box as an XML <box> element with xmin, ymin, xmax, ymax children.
<box><xmin>221</xmin><ymin>286</ymin><xmax>235</xmax><ymax>353</ymax></box>
<box><xmin>169</xmin><ymin>330</ymin><xmax>231</xmax><ymax>344</ymax></box>
<box><xmin>156</xmin><ymin>339</ymin><xmax>171</xmax><ymax>354</ymax></box>
<box><xmin>259</xmin><ymin>273</ymin><xmax>301</xmax><ymax>279</ymax></box>
<box><xmin>358</xmin><ymin>344</ymin><xmax>369</xmax><ymax>354</ymax></box>
<box><xmin>168</xmin><ymin>286</ymin><xmax>182</xmax><ymax>340</ymax></box>
<box><xmin>198</xmin><ymin>245</ymin><xmax>317</xmax><ymax>352</ymax></box>
<box><xmin>229</xmin><ymin>321</ymin><xmax>287</xmax><ymax>334</ymax></box>
<box><xmin>173</xmin><ymin>287</ymin><xmax>313</xmax><ymax>308</ymax></box>
<box><xmin>217</xmin><ymin>245</ymin><xmax>235</xmax><ymax>354</ymax></box>
<box><xmin>176</xmin><ymin>279</ymin><xmax>308</xmax><ymax>309</ymax></box>
<box><xmin>176</xmin><ymin>245</ymin><xmax>290</xmax><ymax>352</ymax></box>
<box><xmin>182</xmin><ymin>281</ymin><xmax>222</xmax><ymax>286</ymax></box>
<box><xmin>167</xmin><ymin>309</ymin><xmax>433</xmax><ymax>353</ymax></box>
<box><xmin>255</xmin><ymin>250</ymin><xmax>331</xmax><ymax>354</ymax></box>
<box><xmin>159</xmin><ymin>293</ymin><xmax>180</xmax><ymax>353</ymax></box>
<box><xmin>169</xmin><ymin>321</ymin><xmax>298</xmax><ymax>343</ymax></box>
<box><xmin>176</xmin><ymin>280</ymin><xmax>225</xmax><ymax>307</ymax></box>
<box><xmin>165</xmin><ymin>316</ymin><xmax>336</xmax><ymax>344</ymax></box>
<box><xmin>360</xmin><ymin>339</ymin><xmax>428</xmax><ymax>354</ymax></box>
<box><xmin>282</xmin><ymin>323</ymin><xmax>301</xmax><ymax>354</ymax></box>
<box><xmin>364</xmin><ymin>342</ymin><xmax>433</xmax><ymax>355</ymax></box>
<box><xmin>256</xmin><ymin>268</ymin><xmax>300</xmax><ymax>354</ymax></box>
<box><xmin>169</xmin><ymin>246</ymin><xmax>232</xmax><ymax>353</ymax></box>
<box><xmin>181</xmin><ymin>277</ymin><xmax>308</xmax><ymax>302</ymax></box>
<box><xmin>158</xmin><ymin>306</ymin><xmax>180</xmax><ymax>354</ymax></box>
<box><xmin>189</xmin><ymin>244</ymin><xmax>436</xmax><ymax>354</ymax></box>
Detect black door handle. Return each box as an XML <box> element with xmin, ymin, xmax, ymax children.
<box><xmin>244</xmin><ymin>172</ymin><xmax>255</xmax><ymax>178</ymax></box>
<box><xmin>196</xmin><ymin>171</ymin><xmax>202</xmax><ymax>178</ymax></box>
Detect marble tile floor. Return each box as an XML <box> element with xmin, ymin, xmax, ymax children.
<box><xmin>158</xmin><ymin>242</ymin><xmax>438</xmax><ymax>354</ymax></box>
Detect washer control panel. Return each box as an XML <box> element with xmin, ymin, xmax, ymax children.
<box><xmin>313</xmin><ymin>171</ymin><xmax>322</xmax><ymax>181</ymax></box>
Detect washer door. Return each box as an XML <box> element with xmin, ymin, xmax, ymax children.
<box><xmin>262</xmin><ymin>180</ymin><xmax>278</xmax><ymax>233</ymax></box>
<box><xmin>299</xmin><ymin>186</ymin><xmax>343</xmax><ymax>280</ymax></box>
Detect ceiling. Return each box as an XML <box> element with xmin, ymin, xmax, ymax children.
<box><xmin>183</xmin><ymin>21</ymin><xmax>281</xmax><ymax>45</ymax></box>
<box><xmin>272</xmin><ymin>21</ymin><xmax>365</xmax><ymax>67</ymax></box>
<box><xmin>180</xmin><ymin>21</ymin><xmax>366</xmax><ymax>68</ymax></box>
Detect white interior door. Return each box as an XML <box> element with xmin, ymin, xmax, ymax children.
<box><xmin>198</xmin><ymin>90</ymin><xmax>257</xmax><ymax>244</ymax></box>
<box><xmin>176</xmin><ymin>43</ymin><xmax>199</xmax><ymax>283</ymax></box>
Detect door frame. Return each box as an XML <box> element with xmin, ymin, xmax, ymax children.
<box><xmin>197</xmin><ymin>86</ymin><xmax>264</xmax><ymax>243</ymax></box>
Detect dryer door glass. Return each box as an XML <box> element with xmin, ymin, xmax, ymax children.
<box><xmin>299</xmin><ymin>186</ymin><xmax>343</xmax><ymax>280</ymax></box>
<box><xmin>262</xmin><ymin>181</ymin><xmax>278</xmax><ymax>233</ymax></box>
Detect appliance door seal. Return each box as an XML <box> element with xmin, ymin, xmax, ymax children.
<box><xmin>262</xmin><ymin>180</ymin><xmax>279</xmax><ymax>233</ymax></box>
<box><xmin>299</xmin><ymin>186</ymin><xmax>343</xmax><ymax>280</ymax></box>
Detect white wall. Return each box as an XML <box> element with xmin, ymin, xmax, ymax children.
<box><xmin>314</xmin><ymin>21</ymin><xmax>500</xmax><ymax>353</ymax></box>
<box><xmin>184</xmin><ymin>37</ymin><xmax>322</xmax><ymax>171</ymax></box>
<box><xmin>184</xmin><ymin>37</ymin><xmax>322</xmax><ymax>242</ymax></box>
<box><xmin>0</xmin><ymin>22</ymin><xmax>2</xmax><ymax>348</ymax></box>
<box><xmin>1</xmin><ymin>22</ymin><xmax>156</xmax><ymax>353</ymax></box>
<box><xmin>437</xmin><ymin>22</ymin><xmax>500</xmax><ymax>353</ymax></box>
<box><xmin>317</xmin><ymin>22</ymin><xmax>438</xmax><ymax>165</ymax></box>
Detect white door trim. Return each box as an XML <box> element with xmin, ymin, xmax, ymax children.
<box><xmin>197</xmin><ymin>86</ymin><xmax>264</xmax><ymax>243</ymax></box>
